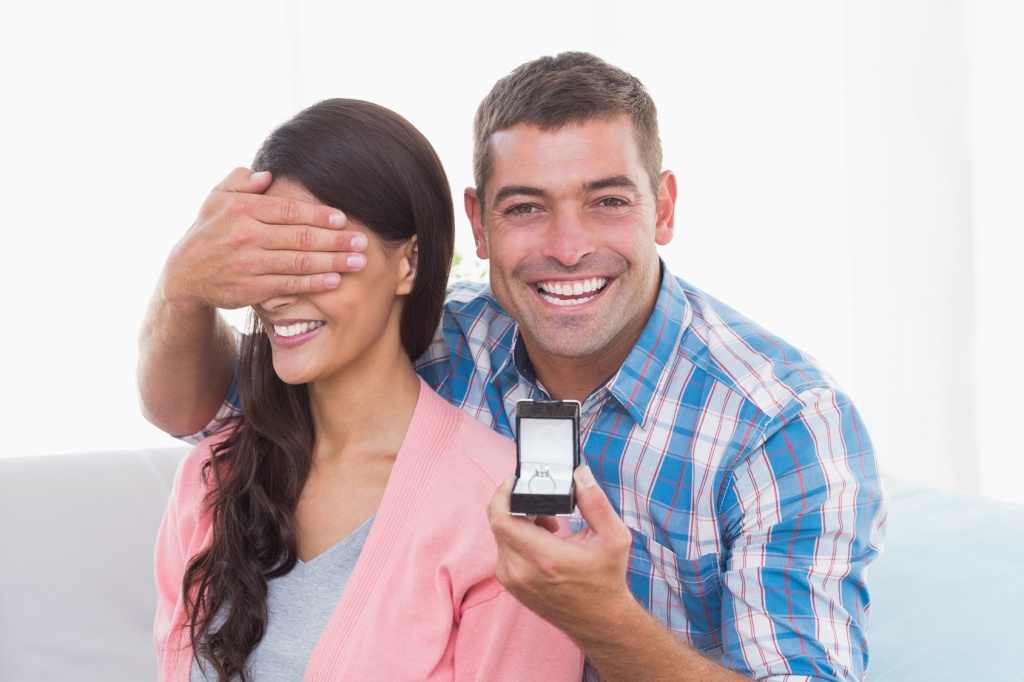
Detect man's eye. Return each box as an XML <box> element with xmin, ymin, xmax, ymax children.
<box><xmin>506</xmin><ymin>204</ymin><xmax>536</xmax><ymax>216</ymax></box>
<box><xmin>599</xmin><ymin>197</ymin><xmax>627</xmax><ymax>208</ymax></box>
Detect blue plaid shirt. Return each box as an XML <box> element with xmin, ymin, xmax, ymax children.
<box><xmin>197</xmin><ymin>262</ymin><xmax>886</xmax><ymax>681</ymax></box>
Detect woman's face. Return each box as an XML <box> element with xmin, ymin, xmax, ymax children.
<box><xmin>252</xmin><ymin>179</ymin><xmax>415</xmax><ymax>386</ymax></box>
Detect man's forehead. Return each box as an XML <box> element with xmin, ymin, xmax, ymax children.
<box><xmin>486</xmin><ymin>119</ymin><xmax>645</xmax><ymax>198</ymax></box>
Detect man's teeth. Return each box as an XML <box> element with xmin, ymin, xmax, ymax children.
<box><xmin>537</xmin><ymin>277</ymin><xmax>608</xmax><ymax>306</ymax></box>
<box><xmin>274</xmin><ymin>321</ymin><xmax>325</xmax><ymax>337</ymax></box>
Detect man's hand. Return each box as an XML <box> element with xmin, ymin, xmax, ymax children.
<box><xmin>488</xmin><ymin>465</ymin><xmax>636</xmax><ymax>636</ymax></box>
<box><xmin>139</xmin><ymin>167</ymin><xmax>370</xmax><ymax>437</ymax></box>
<box><xmin>488</xmin><ymin>465</ymin><xmax>749</xmax><ymax>682</ymax></box>
<box><xmin>162</xmin><ymin>168</ymin><xmax>369</xmax><ymax>312</ymax></box>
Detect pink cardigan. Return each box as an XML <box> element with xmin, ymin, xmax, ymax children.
<box><xmin>154</xmin><ymin>380</ymin><xmax>583</xmax><ymax>681</ymax></box>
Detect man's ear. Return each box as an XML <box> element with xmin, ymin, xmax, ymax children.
<box><xmin>396</xmin><ymin>236</ymin><xmax>418</xmax><ymax>296</ymax></box>
<box><xmin>464</xmin><ymin>188</ymin><xmax>489</xmax><ymax>259</ymax></box>
<box><xmin>654</xmin><ymin>170</ymin><xmax>677</xmax><ymax>247</ymax></box>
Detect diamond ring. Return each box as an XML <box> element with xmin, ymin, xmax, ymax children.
<box><xmin>527</xmin><ymin>465</ymin><xmax>557</xmax><ymax>494</ymax></box>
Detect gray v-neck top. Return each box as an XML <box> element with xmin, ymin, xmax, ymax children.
<box><xmin>191</xmin><ymin>515</ymin><xmax>374</xmax><ymax>681</ymax></box>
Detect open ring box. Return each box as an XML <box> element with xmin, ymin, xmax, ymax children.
<box><xmin>510</xmin><ymin>399</ymin><xmax>581</xmax><ymax>516</ymax></box>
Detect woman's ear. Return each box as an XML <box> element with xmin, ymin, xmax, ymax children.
<box><xmin>396</xmin><ymin>236</ymin><xmax>418</xmax><ymax>296</ymax></box>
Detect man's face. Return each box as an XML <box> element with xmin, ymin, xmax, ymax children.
<box><xmin>466</xmin><ymin>116</ymin><xmax>676</xmax><ymax>384</ymax></box>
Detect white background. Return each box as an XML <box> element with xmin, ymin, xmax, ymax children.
<box><xmin>1</xmin><ymin>1</ymin><xmax>1020</xmax><ymax>503</ymax></box>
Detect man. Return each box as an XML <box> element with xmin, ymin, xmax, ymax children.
<box><xmin>139</xmin><ymin>52</ymin><xmax>885</xmax><ymax>681</ymax></box>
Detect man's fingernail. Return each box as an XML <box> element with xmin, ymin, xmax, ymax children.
<box><xmin>351</xmin><ymin>233</ymin><xmax>368</xmax><ymax>249</ymax></box>
<box><xmin>576</xmin><ymin>465</ymin><xmax>597</xmax><ymax>489</ymax></box>
<box><xmin>324</xmin><ymin>273</ymin><xmax>341</xmax><ymax>288</ymax></box>
<box><xmin>347</xmin><ymin>254</ymin><xmax>366</xmax><ymax>269</ymax></box>
<box><xmin>252</xmin><ymin>170</ymin><xmax>270</xmax><ymax>182</ymax></box>
<box><xmin>328</xmin><ymin>212</ymin><xmax>346</xmax><ymax>228</ymax></box>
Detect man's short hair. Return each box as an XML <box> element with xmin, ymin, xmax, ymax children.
<box><xmin>472</xmin><ymin>51</ymin><xmax>663</xmax><ymax>206</ymax></box>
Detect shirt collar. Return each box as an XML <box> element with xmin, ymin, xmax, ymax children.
<box><xmin>502</xmin><ymin>260</ymin><xmax>691</xmax><ymax>428</ymax></box>
<box><xmin>607</xmin><ymin>261</ymin><xmax>690</xmax><ymax>428</ymax></box>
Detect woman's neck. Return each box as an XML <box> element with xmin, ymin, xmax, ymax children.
<box><xmin>307</xmin><ymin>350</ymin><xmax>422</xmax><ymax>465</ymax></box>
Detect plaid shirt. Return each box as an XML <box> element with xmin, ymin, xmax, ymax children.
<box><xmin>196</xmin><ymin>263</ymin><xmax>886</xmax><ymax>681</ymax></box>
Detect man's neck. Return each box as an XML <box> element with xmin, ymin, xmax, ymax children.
<box><xmin>532</xmin><ymin>364</ymin><xmax>605</xmax><ymax>404</ymax></box>
<box><xmin>524</xmin><ymin>341</ymin><xmax>627</xmax><ymax>403</ymax></box>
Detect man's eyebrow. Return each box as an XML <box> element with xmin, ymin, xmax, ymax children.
<box><xmin>493</xmin><ymin>185</ymin><xmax>547</xmax><ymax>204</ymax></box>
<box><xmin>493</xmin><ymin>176</ymin><xmax>640</xmax><ymax>205</ymax></box>
<box><xmin>584</xmin><ymin>175</ymin><xmax>639</xmax><ymax>193</ymax></box>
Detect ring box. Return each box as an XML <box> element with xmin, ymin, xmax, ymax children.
<box><xmin>510</xmin><ymin>399</ymin><xmax>581</xmax><ymax>516</ymax></box>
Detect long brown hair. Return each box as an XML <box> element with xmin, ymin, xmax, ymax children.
<box><xmin>181</xmin><ymin>99</ymin><xmax>454</xmax><ymax>681</ymax></box>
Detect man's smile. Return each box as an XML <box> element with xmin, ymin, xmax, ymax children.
<box><xmin>535</xmin><ymin>277</ymin><xmax>609</xmax><ymax>306</ymax></box>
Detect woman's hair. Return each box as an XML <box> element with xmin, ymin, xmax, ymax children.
<box><xmin>180</xmin><ymin>99</ymin><xmax>454</xmax><ymax>681</ymax></box>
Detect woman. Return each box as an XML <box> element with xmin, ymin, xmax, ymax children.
<box><xmin>153</xmin><ymin>99</ymin><xmax>583</xmax><ymax>681</ymax></box>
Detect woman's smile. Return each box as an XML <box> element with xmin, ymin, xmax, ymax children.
<box><xmin>267</xmin><ymin>319</ymin><xmax>326</xmax><ymax>349</ymax></box>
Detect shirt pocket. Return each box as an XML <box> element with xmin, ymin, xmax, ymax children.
<box><xmin>627</xmin><ymin>530</ymin><xmax>725</xmax><ymax>655</ymax></box>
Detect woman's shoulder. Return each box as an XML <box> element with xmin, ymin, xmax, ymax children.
<box><xmin>172</xmin><ymin>429</ymin><xmax>233</xmax><ymax>502</ymax></box>
<box><xmin>432</xmin><ymin>395</ymin><xmax>516</xmax><ymax>487</ymax></box>
<box><xmin>410</xmin><ymin>384</ymin><xmax>514</xmax><ymax>485</ymax></box>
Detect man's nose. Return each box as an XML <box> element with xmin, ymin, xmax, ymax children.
<box><xmin>542</xmin><ymin>209</ymin><xmax>596</xmax><ymax>267</ymax></box>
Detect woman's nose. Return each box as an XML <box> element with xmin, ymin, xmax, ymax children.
<box><xmin>258</xmin><ymin>292</ymin><xmax>300</xmax><ymax>312</ymax></box>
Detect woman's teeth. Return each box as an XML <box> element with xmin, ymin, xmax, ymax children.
<box><xmin>274</xmin><ymin>321</ymin><xmax>325</xmax><ymax>337</ymax></box>
<box><xmin>538</xmin><ymin>277</ymin><xmax>608</xmax><ymax>306</ymax></box>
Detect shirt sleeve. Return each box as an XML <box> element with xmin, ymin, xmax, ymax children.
<box><xmin>454</xmin><ymin>581</ymin><xmax>584</xmax><ymax>682</ymax></box>
<box><xmin>717</xmin><ymin>386</ymin><xmax>887</xmax><ymax>682</ymax></box>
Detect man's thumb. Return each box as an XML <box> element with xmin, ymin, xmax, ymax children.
<box><xmin>573</xmin><ymin>465</ymin><xmax>620</xmax><ymax>533</ymax></box>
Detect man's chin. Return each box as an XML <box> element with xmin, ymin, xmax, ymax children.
<box><xmin>527</xmin><ymin>328</ymin><xmax>611</xmax><ymax>362</ymax></box>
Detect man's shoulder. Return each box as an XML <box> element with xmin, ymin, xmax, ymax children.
<box><xmin>441</xmin><ymin>280</ymin><xmax>517</xmax><ymax>348</ymax></box>
<box><xmin>673</xmin><ymin>277</ymin><xmax>841</xmax><ymax>419</ymax></box>
<box><xmin>445</xmin><ymin>280</ymin><xmax>504</xmax><ymax>316</ymax></box>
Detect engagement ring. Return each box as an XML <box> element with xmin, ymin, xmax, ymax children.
<box><xmin>527</xmin><ymin>466</ymin><xmax>557</xmax><ymax>494</ymax></box>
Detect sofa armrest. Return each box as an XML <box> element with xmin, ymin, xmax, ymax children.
<box><xmin>868</xmin><ymin>476</ymin><xmax>1024</xmax><ymax>681</ymax></box>
<box><xmin>0</xmin><ymin>446</ymin><xmax>187</xmax><ymax>682</ymax></box>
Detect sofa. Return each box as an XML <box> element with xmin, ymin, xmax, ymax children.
<box><xmin>2</xmin><ymin>446</ymin><xmax>1022</xmax><ymax>681</ymax></box>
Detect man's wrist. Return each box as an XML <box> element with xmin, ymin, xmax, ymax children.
<box><xmin>158</xmin><ymin>271</ymin><xmax>219</xmax><ymax>320</ymax></box>
<box><xmin>555</xmin><ymin>586</ymin><xmax>640</xmax><ymax>652</ymax></box>
<box><xmin>565</xmin><ymin>594</ymin><xmax>747</xmax><ymax>682</ymax></box>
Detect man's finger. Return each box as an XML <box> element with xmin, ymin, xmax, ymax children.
<box><xmin>572</xmin><ymin>465</ymin><xmax>628</xmax><ymax>539</ymax></box>
<box><xmin>243</xmin><ymin>192</ymin><xmax>345</xmax><ymax>230</ymax></box>
<box><xmin>533</xmin><ymin>514</ymin><xmax>563</xmax><ymax>534</ymax></box>
<box><xmin>252</xmin><ymin>250</ymin><xmax>366</xmax><ymax>277</ymax></box>
<box><xmin>212</xmin><ymin>167</ymin><xmax>274</xmax><ymax>194</ymax></box>
<box><xmin>488</xmin><ymin>474</ymin><xmax>516</xmax><ymax>523</ymax></box>
<box><xmin>261</xmin><ymin>225</ymin><xmax>366</xmax><ymax>256</ymax></box>
<box><xmin>491</xmin><ymin>493</ymin><xmax>568</xmax><ymax>565</ymax></box>
<box><xmin>279</xmin><ymin>273</ymin><xmax>344</xmax><ymax>296</ymax></box>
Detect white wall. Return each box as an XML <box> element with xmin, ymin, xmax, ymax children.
<box><xmin>1</xmin><ymin>1</ymin><xmax>1018</xmax><ymax>503</ymax></box>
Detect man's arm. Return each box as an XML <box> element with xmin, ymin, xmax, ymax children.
<box><xmin>489</xmin><ymin>388</ymin><xmax>885</xmax><ymax>682</ymax></box>
<box><xmin>137</xmin><ymin>168</ymin><xmax>367</xmax><ymax>436</ymax></box>
<box><xmin>488</xmin><ymin>466</ymin><xmax>749</xmax><ymax>682</ymax></box>
<box><xmin>137</xmin><ymin>288</ymin><xmax>237</xmax><ymax>437</ymax></box>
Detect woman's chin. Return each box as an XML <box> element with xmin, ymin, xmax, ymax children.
<box><xmin>271</xmin><ymin>364</ymin><xmax>316</xmax><ymax>386</ymax></box>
